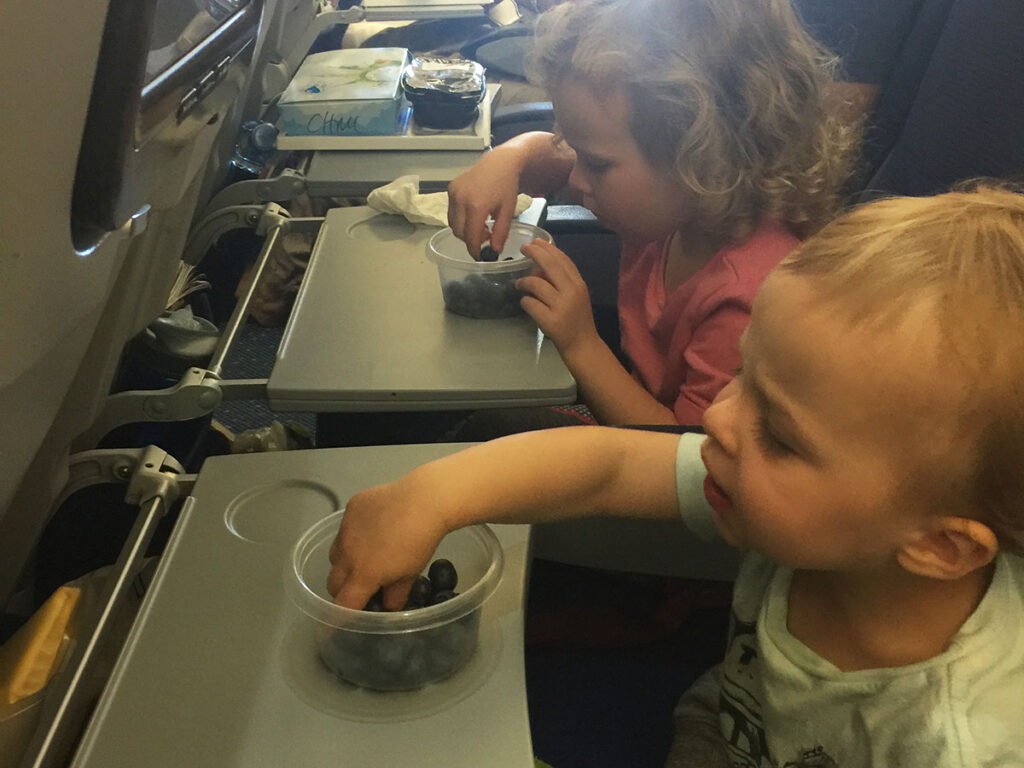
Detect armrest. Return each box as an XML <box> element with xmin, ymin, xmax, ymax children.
<box><xmin>540</xmin><ymin>204</ymin><xmax>612</xmax><ymax>235</ymax></box>
<box><xmin>461</xmin><ymin>22</ymin><xmax>534</xmax><ymax>78</ymax></box>
<box><xmin>490</xmin><ymin>101</ymin><xmax>556</xmax><ymax>145</ymax></box>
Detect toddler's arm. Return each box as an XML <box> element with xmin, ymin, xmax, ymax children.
<box><xmin>327</xmin><ymin>426</ymin><xmax>682</xmax><ymax>610</ymax></box>
<box><xmin>447</xmin><ymin>131</ymin><xmax>577</xmax><ymax>259</ymax></box>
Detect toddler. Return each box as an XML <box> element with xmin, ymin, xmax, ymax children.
<box><xmin>329</xmin><ymin>186</ymin><xmax>1024</xmax><ymax>766</ymax></box>
<box><xmin>447</xmin><ymin>0</ymin><xmax>854</xmax><ymax>428</ymax></box>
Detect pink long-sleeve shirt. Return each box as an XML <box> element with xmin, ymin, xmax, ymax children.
<box><xmin>618</xmin><ymin>222</ymin><xmax>799</xmax><ymax>425</ymax></box>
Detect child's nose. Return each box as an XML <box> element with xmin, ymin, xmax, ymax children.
<box><xmin>702</xmin><ymin>379</ymin><xmax>741</xmax><ymax>455</ymax></box>
<box><xmin>567</xmin><ymin>163</ymin><xmax>592</xmax><ymax>196</ymax></box>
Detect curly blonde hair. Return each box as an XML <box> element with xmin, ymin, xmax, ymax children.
<box><xmin>528</xmin><ymin>0</ymin><xmax>857</xmax><ymax>241</ymax></box>
<box><xmin>779</xmin><ymin>184</ymin><xmax>1024</xmax><ymax>554</ymax></box>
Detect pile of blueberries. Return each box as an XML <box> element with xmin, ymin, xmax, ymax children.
<box><xmin>362</xmin><ymin>558</ymin><xmax>460</xmax><ymax>611</ymax></box>
<box><xmin>319</xmin><ymin>559</ymin><xmax>479</xmax><ymax>690</ymax></box>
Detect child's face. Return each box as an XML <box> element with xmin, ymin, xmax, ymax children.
<box><xmin>699</xmin><ymin>270</ymin><xmax>968</xmax><ymax>571</ymax></box>
<box><xmin>551</xmin><ymin>77</ymin><xmax>692</xmax><ymax>244</ymax></box>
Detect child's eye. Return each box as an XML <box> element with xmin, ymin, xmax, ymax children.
<box><xmin>578</xmin><ymin>154</ymin><xmax>611</xmax><ymax>174</ymax></box>
<box><xmin>754</xmin><ymin>414</ymin><xmax>793</xmax><ymax>457</ymax></box>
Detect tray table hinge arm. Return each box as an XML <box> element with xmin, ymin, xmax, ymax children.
<box><xmin>20</xmin><ymin>447</ymin><xmax>195</xmax><ymax>768</ymax></box>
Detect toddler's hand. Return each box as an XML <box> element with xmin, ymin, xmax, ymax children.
<box><xmin>516</xmin><ymin>239</ymin><xmax>600</xmax><ymax>358</ymax></box>
<box><xmin>326</xmin><ymin>481</ymin><xmax>448</xmax><ymax>611</ymax></box>
<box><xmin>447</xmin><ymin>148</ymin><xmax>522</xmax><ymax>259</ymax></box>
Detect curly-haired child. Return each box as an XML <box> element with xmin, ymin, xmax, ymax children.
<box><xmin>447</xmin><ymin>0</ymin><xmax>856</xmax><ymax>432</ymax></box>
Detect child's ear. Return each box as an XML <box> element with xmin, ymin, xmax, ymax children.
<box><xmin>897</xmin><ymin>517</ymin><xmax>999</xmax><ymax>580</ymax></box>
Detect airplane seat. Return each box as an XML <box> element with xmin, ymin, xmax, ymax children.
<box><xmin>0</xmin><ymin>0</ymin><xmax>318</xmax><ymax>611</ymax></box>
<box><xmin>0</xmin><ymin>2</ymin><xmax>341</xmax><ymax>764</ymax></box>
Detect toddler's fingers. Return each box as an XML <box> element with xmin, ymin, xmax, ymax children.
<box><xmin>332</xmin><ymin>571</ymin><xmax>380</xmax><ymax>611</ymax></box>
<box><xmin>383</xmin><ymin>576</ymin><xmax>416</xmax><ymax>611</ymax></box>
<box><xmin>326</xmin><ymin>560</ymin><xmax>348</xmax><ymax>597</ymax></box>
<box><xmin>328</xmin><ymin>525</ymin><xmax>346</xmax><ymax>564</ymax></box>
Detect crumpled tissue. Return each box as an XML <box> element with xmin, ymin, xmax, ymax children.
<box><xmin>366</xmin><ymin>174</ymin><xmax>534</xmax><ymax>227</ymax></box>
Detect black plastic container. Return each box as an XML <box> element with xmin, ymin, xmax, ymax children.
<box><xmin>401</xmin><ymin>56</ymin><xmax>486</xmax><ymax>130</ymax></box>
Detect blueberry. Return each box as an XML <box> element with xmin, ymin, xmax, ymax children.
<box><xmin>428</xmin><ymin>559</ymin><xmax>458</xmax><ymax>592</ymax></box>
<box><xmin>402</xmin><ymin>649</ymin><xmax>430</xmax><ymax>686</ymax></box>
<box><xmin>431</xmin><ymin>589</ymin><xmax>457</xmax><ymax>605</ymax></box>
<box><xmin>479</xmin><ymin>244</ymin><xmax>499</xmax><ymax>262</ymax></box>
<box><xmin>424</xmin><ymin>617</ymin><xmax>477</xmax><ymax>680</ymax></box>
<box><xmin>374</xmin><ymin>633</ymin><xmax>417</xmax><ymax>673</ymax></box>
<box><xmin>404</xmin><ymin>575</ymin><xmax>434</xmax><ymax>608</ymax></box>
<box><xmin>321</xmin><ymin>630</ymin><xmax>373</xmax><ymax>682</ymax></box>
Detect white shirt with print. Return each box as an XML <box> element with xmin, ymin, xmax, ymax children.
<box><xmin>674</xmin><ymin>432</ymin><xmax>1024</xmax><ymax>768</ymax></box>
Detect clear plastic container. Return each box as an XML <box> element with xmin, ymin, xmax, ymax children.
<box><xmin>426</xmin><ymin>222</ymin><xmax>553</xmax><ymax>318</ymax></box>
<box><xmin>285</xmin><ymin>510</ymin><xmax>504</xmax><ymax>691</ymax></box>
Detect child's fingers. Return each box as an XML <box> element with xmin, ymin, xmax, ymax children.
<box><xmin>448</xmin><ymin>205</ymin><xmax>481</xmax><ymax>259</ymax></box>
<box><xmin>521</xmin><ymin>237</ymin><xmax>561</xmax><ymax>258</ymax></box>
<box><xmin>518</xmin><ymin>280</ymin><xmax>564</xmax><ymax>337</ymax></box>
<box><xmin>470</xmin><ymin>205</ymin><xmax>505</xmax><ymax>261</ymax></box>
<box><xmin>523</xmin><ymin>239</ymin><xmax>574</xmax><ymax>272</ymax></box>
<box><xmin>448</xmin><ymin>201</ymin><xmax>490</xmax><ymax>260</ymax></box>
<box><xmin>522</xmin><ymin>240</ymin><xmax>579</xmax><ymax>287</ymax></box>
<box><xmin>488</xmin><ymin>202</ymin><xmax>515</xmax><ymax>253</ymax></box>
<box><xmin>448</xmin><ymin>205</ymin><xmax>466</xmax><ymax>244</ymax></box>
<box><xmin>516</xmin><ymin>274</ymin><xmax>560</xmax><ymax>306</ymax></box>
<box><xmin>520</xmin><ymin>294</ymin><xmax>555</xmax><ymax>327</ymax></box>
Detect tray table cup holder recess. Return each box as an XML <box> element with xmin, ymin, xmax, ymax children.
<box><xmin>427</xmin><ymin>222</ymin><xmax>553</xmax><ymax>318</ymax></box>
<box><xmin>285</xmin><ymin>510</ymin><xmax>504</xmax><ymax>691</ymax></box>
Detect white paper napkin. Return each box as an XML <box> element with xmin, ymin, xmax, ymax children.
<box><xmin>366</xmin><ymin>174</ymin><xmax>533</xmax><ymax>227</ymax></box>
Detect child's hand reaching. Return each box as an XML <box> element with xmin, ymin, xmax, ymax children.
<box><xmin>447</xmin><ymin>149</ymin><xmax>523</xmax><ymax>260</ymax></box>
<box><xmin>325</xmin><ymin>428</ymin><xmax>684</xmax><ymax>611</ymax></box>
<box><xmin>517</xmin><ymin>238</ymin><xmax>601</xmax><ymax>360</ymax></box>
<box><xmin>326</xmin><ymin>480</ymin><xmax>449</xmax><ymax>611</ymax></box>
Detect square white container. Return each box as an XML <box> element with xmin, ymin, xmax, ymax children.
<box><xmin>278</xmin><ymin>48</ymin><xmax>410</xmax><ymax>137</ymax></box>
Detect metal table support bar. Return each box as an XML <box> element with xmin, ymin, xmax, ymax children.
<box><xmin>77</xmin><ymin>211</ymin><xmax>325</xmax><ymax>449</ymax></box>
<box><xmin>18</xmin><ymin>447</ymin><xmax>194</xmax><ymax>768</ymax></box>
